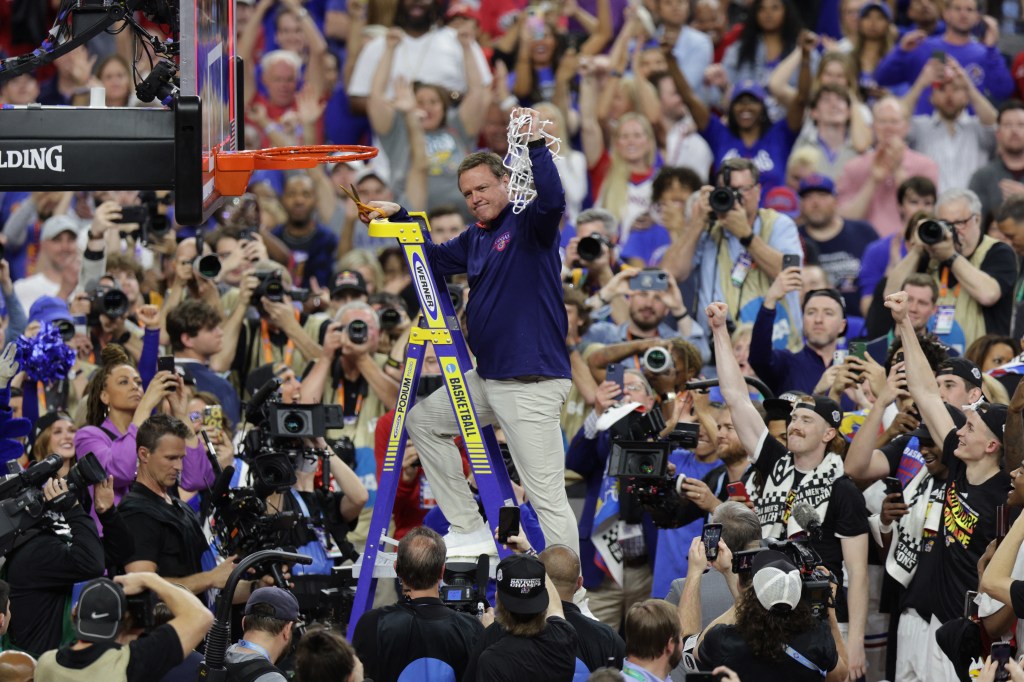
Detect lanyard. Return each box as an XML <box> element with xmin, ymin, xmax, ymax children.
<box><xmin>37</xmin><ymin>382</ymin><xmax>46</xmax><ymax>412</ymax></box>
<box><xmin>939</xmin><ymin>265</ymin><xmax>960</xmax><ymax>299</ymax></box>
<box><xmin>237</xmin><ymin>639</ymin><xmax>273</xmax><ymax>663</ymax></box>
<box><xmin>784</xmin><ymin>644</ymin><xmax>827</xmax><ymax>677</ymax></box>
<box><xmin>336</xmin><ymin>371</ymin><xmax>367</xmax><ymax>419</ymax></box>
<box><xmin>260</xmin><ymin>314</ymin><xmax>298</xmax><ymax>367</ymax></box>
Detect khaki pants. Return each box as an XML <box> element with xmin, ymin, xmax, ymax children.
<box><xmin>406</xmin><ymin>371</ymin><xmax>578</xmax><ymax>553</ymax></box>
<box><xmin>586</xmin><ymin>562</ymin><xmax>654</xmax><ymax>632</ymax></box>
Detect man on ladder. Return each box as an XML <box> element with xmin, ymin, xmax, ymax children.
<box><xmin>362</xmin><ymin>107</ymin><xmax>578</xmax><ymax>557</ymax></box>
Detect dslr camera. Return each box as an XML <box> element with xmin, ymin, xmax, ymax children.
<box><xmin>708</xmin><ymin>186</ymin><xmax>743</xmax><ymax>214</ymax></box>
<box><xmin>112</xmin><ymin>191</ymin><xmax>172</xmax><ymax>245</ymax></box>
<box><xmin>252</xmin><ymin>271</ymin><xmax>310</xmax><ymax>304</ymax></box>
<box><xmin>917</xmin><ymin>218</ymin><xmax>957</xmax><ymax>246</ymax></box>
<box><xmin>575</xmin><ymin>234</ymin><xmax>611</xmax><ymax>264</ymax></box>
<box><xmin>88</xmin><ymin>284</ymin><xmax>129</xmax><ymax>321</ymax></box>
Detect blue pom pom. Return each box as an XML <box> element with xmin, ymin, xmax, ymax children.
<box><xmin>16</xmin><ymin>323</ymin><xmax>76</xmax><ymax>385</ymax></box>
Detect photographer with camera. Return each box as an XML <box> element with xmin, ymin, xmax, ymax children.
<box><xmin>34</xmin><ymin>573</ymin><xmax>214</xmax><ymax>681</ymax></box>
<box><xmin>77</xmin><ymin>275</ymin><xmax>148</xmax><ymax>364</ymax></box>
<box><xmin>230</xmin><ymin>261</ymin><xmax>330</xmax><ymax>387</ymax></box>
<box><xmin>351</xmin><ymin>526</ymin><xmax>484</xmax><ymax>681</ymax></box>
<box><xmin>662</xmin><ymin>158</ymin><xmax>803</xmax><ymax>341</ymax></box>
<box><xmin>696</xmin><ymin>550</ymin><xmax>848</xmax><ymax>681</ymax></box>
<box><xmin>4</xmin><ymin>464</ymin><xmax>106</xmax><ymax>656</ymax></box>
<box><xmin>883</xmin><ymin>290</ymin><xmax>1013</xmax><ymax>682</ymax></box>
<box><xmin>562</xmin><ymin>208</ymin><xmax>624</xmax><ymax>317</ymax></box>
<box><xmin>883</xmin><ymin>188</ymin><xmax>1016</xmax><ymax>344</ymax></box>
<box><xmin>709</xmin><ymin>301</ymin><xmax>869</xmax><ymax>679</ymax></box>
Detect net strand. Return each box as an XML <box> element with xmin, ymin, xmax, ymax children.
<box><xmin>503</xmin><ymin>111</ymin><xmax>562</xmax><ymax>214</ymax></box>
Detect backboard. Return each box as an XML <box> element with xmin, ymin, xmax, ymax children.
<box><xmin>178</xmin><ymin>0</ymin><xmax>238</xmax><ymax>225</ymax></box>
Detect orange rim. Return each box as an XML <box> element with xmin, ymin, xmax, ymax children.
<box><xmin>212</xmin><ymin>144</ymin><xmax>379</xmax><ymax>197</ymax></box>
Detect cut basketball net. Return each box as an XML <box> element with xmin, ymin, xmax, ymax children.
<box><xmin>504</xmin><ymin>109</ymin><xmax>561</xmax><ymax>214</ymax></box>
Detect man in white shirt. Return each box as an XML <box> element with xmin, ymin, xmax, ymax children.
<box><xmin>905</xmin><ymin>56</ymin><xmax>997</xmax><ymax>192</ymax></box>
<box><xmin>346</xmin><ymin>0</ymin><xmax>491</xmax><ymax>115</ymax></box>
<box><xmin>13</xmin><ymin>214</ymin><xmax>81</xmax><ymax>311</ymax></box>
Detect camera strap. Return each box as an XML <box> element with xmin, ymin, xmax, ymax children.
<box><xmin>260</xmin><ymin>318</ymin><xmax>295</xmax><ymax>367</ymax></box>
<box><xmin>783</xmin><ymin>644</ymin><xmax>827</xmax><ymax>677</ymax></box>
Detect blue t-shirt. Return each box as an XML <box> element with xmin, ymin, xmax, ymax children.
<box><xmin>801</xmin><ymin>219</ymin><xmax>879</xmax><ymax>312</ymax></box>
<box><xmin>620</xmin><ymin>224</ymin><xmax>672</xmax><ymax>266</ymax></box>
<box><xmin>270</xmin><ymin>224</ymin><xmax>339</xmax><ymax>289</ymax></box>
<box><xmin>701</xmin><ymin>117</ymin><xmax>797</xmax><ymax>195</ymax></box>
<box><xmin>875</xmin><ymin>36</ymin><xmax>1014</xmax><ymax>115</ymax></box>
<box><xmin>858</xmin><ymin>235</ymin><xmax>906</xmax><ymax>300</ymax></box>
<box><xmin>651</xmin><ymin>449</ymin><xmax>720</xmax><ymax>599</ymax></box>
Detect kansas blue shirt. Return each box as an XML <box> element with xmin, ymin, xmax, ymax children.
<box><xmin>397</xmin><ymin>143</ymin><xmax>571</xmax><ymax>380</ymax></box>
<box><xmin>749</xmin><ymin>303</ymin><xmax>831</xmax><ymax>395</ymax></box>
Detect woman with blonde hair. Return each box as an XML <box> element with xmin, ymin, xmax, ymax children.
<box><xmin>581</xmin><ymin>111</ymin><xmax>658</xmax><ymax>243</ymax></box>
<box><xmin>337</xmin><ymin>249</ymin><xmax>384</xmax><ymax>294</ymax></box>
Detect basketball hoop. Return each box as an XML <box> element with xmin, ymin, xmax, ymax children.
<box><xmin>212</xmin><ymin>144</ymin><xmax>379</xmax><ymax>197</ymax></box>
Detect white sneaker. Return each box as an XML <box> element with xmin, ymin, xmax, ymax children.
<box><xmin>444</xmin><ymin>525</ymin><xmax>498</xmax><ymax>558</ymax></box>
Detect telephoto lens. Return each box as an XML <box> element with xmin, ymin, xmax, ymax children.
<box><xmin>708</xmin><ymin>187</ymin><xmax>738</xmax><ymax>214</ymax></box>
<box><xmin>576</xmin><ymin>235</ymin><xmax>606</xmax><ymax>262</ymax></box>
<box><xmin>917</xmin><ymin>219</ymin><xmax>951</xmax><ymax>246</ymax></box>
<box><xmin>347</xmin><ymin>319</ymin><xmax>369</xmax><ymax>345</ymax></box>
<box><xmin>642</xmin><ymin>347</ymin><xmax>675</xmax><ymax>374</ymax></box>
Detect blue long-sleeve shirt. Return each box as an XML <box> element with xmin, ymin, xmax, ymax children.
<box><xmin>394</xmin><ymin>142</ymin><xmax>570</xmax><ymax>380</ymax></box>
<box><xmin>875</xmin><ymin>37</ymin><xmax>1014</xmax><ymax>115</ymax></box>
<box><xmin>748</xmin><ymin>303</ymin><xmax>830</xmax><ymax>396</ymax></box>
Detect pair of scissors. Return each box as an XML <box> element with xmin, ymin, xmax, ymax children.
<box><xmin>339</xmin><ymin>184</ymin><xmax>379</xmax><ymax>223</ymax></box>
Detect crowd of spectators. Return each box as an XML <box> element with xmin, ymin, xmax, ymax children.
<box><xmin>6</xmin><ymin>0</ymin><xmax>1024</xmax><ymax>680</ymax></box>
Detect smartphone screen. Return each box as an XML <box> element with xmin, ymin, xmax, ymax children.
<box><xmin>497</xmin><ymin>505</ymin><xmax>521</xmax><ymax>544</ymax></box>
<box><xmin>849</xmin><ymin>342</ymin><xmax>867</xmax><ymax>362</ymax></box>
<box><xmin>203</xmin><ymin>405</ymin><xmax>224</xmax><ymax>431</ymax></box>
<box><xmin>992</xmin><ymin>641</ymin><xmax>1012</xmax><ymax>681</ymax></box>
<box><xmin>964</xmin><ymin>590</ymin><xmax>979</xmax><ymax>620</ymax></box>
<box><xmin>702</xmin><ymin>523</ymin><xmax>723</xmax><ymax>561</ymax></box>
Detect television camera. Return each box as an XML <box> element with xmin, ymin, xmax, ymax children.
<box><xmin>440</xmin><ymin>554</ymin><xmax>490</xmax><ymax>615</ymax></box>
<box><xmin>0</xmin><ymin>452</ymin><xmax>106</xmax><ymax>556</ymax></box>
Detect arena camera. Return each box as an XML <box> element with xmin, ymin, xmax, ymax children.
<box><xmin>607</xmin><ymin>405</ymin><xmax>701</xmax><ymax>528</ymax></box>
<box><xmin>440</xmin><ymin>554</ymin><xmax>490</xmax><ymax>614</ymax></box>
<box><xmin>0</xmin><ymin>452</ymin><xmax>106</xmax><ymax>556</ymax></box>
<box><xmin>241</xmin><ymin>378</ymin><xmax>347</xmax><ymax>497</ymax></box>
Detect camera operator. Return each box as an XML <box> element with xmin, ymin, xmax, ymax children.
<box><xmin>562</xmin><ymin>208</ymin><xmax>623</xmax><ymax>317</ymax></box>
<box><xmin>223</xmin><ymin>587</ymin><xmax>300</xmax><ymax>682</ymax></box>
<box><xmin>230</xmin><ymin>261</ymin><xmax>331</xmax><ymax>387</ymax></box>
<box><xmin>662</xmin><ymin>158</ymin><xmax>803</xmax><ymax>341</ymax></box>
<box><xmin>536</xmin><ymin>544</ymin><xmax>626</xmax><ymax>673</ymax></box>
<box><xmin>565</xmin><ymin>369</ymin><xmax>662</xmax><ymax>629</ymax></box>
<box><xmin>696</xmin><ymin>550</ymin><xmax>847</xmax><ymax>681</ymax></box>
<box><xmin>709</xmin><ymin>301</ymin><xmax>869</xmax><ymax>679</ymax></box>
<box><xmin>884</xmin><ymin>291</ymin><xmax>1014</xmax><ymax>682</ymax></box>
<box><xmin>79</xmin><ymin>275</ymin><xmax>146</xmax><ymax>363</ymax></box>
<box><xmin>34</xmin><ymin>573</ymin><xmax>214</xmax><ymax>681</ymax></box>
<box><xmin>884</xmin><ymin>188</ymin><xmax>1016</xmax><ymax>343</ymax></box>
<box><xmin>351</xmin><ymin>526</ymin><xmax>484</xmax><ymax>681</ymax></box>
<box><xmin>5</xmin><ymin>472</ymin><xmax>105</xmax><ymax>656</ymax></box>
<box><xmin>120</xmin><ymin>415</ymin><xmax>245</xmax><ymax>601</ymax></box>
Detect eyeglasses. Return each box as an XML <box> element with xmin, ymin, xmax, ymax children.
<box><xmin>623</xmin><ymin>383</ymin><xmax>646</xmax><ymax>392</ymax></box>
<box><xmin>948</xmin><ymin>214</ymin><xmax>977</xmax><ymax>230</ymax></box>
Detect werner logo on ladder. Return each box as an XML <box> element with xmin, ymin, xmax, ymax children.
<box><xmin>348</xmin><ymin>108</ymin><xmax>576</xmax><ymax>636</ymax></box>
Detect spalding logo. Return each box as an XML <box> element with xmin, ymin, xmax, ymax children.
<box><xmin>494</xmin><ymin>231</ymin><xmax>511</xmax><ymax>251</ymax></box>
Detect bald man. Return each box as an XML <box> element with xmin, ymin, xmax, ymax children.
<box><xmin>0</xmin><ymin>651</ymin><xmax>35</xmax><ymax>682</ymax></box>
<box><xmin>538</xmin><ymin>545</ymin><xmax>625</xmax><ymax>673</ymax></box>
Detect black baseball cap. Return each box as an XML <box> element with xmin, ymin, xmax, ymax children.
<box><xmin>762</xmin><ymin>392</ymin><xmax>805</xmax><ymax>423</ymax></box>
<box><xmin>802</xmin><ymin>288</ymin><xmax>846</xmax><ymax>317</ymax></box>
<box><xmin>971</xmin><ymin>403</ymin><xmax>1008</xmax><ymax>444</ymax></box>
<box><xmin>244</xmin><ymin>587</ymin><xmax>299</xmax><ymax>621</ymax></box>
<box><xmin>75</xmin><ymin>578</ymin><xmax>126</xmax><ymax>643</ymax></box>
<box><xmin>793</xmin><ymin>396</ymin><xmax>843</xmax><ymax>430</ymax></box>
<box><xmin>937</xmin><ymin>357</ymin><xmax>984</xmax><ymax>389</ymax></box>
<box><xmin>495</xmin><ymin>554</ymin><xmax>548</xmax><ymax>615</ymax></box>
<box><xmin>331</xmin><ymin>270</ymin><xmax>367</xmax><ymax>299</ymax></box>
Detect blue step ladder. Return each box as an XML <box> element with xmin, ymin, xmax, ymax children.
<box><xmin>346</xmin><ymin>212</ymin><xmax>516</xmax><ymax>637</ymax></box>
